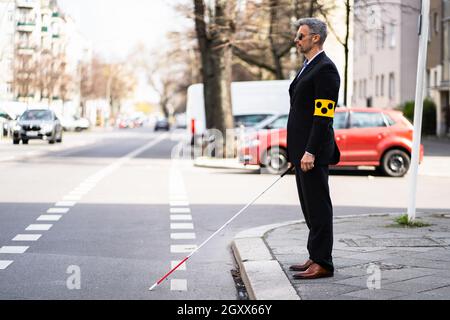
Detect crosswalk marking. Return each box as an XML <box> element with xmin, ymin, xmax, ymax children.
<box><xmin>171</xmin><ymin>233</ymin><xmax>196</xmax><ymax>240</ymax></box>
<box><xmin>170</xmin><ymin>279</ymin><xmax>187</xmax><ymax>291</ymax></box>
<box><xmin>37</xmin><ymin>215</ymin><xmax>62</xmax><ymax>222</ymax></box>
<box><xmin>0</xmin><ymin>261</ymin><xmax>13</xmax><ymax>270</ymax></box>
<box><xmin>170</xmin><ymin>245</ymin><xmax>198</xmax><ymax>253</ymax></box>
<box><xmin>170</xmin><ymin>223</ymin><xmax>194</xmax><ymax>230</ymax></box>
<box><xmin>12</xmin><ymin>234</ymin><xmax>42</xmax><ymax>241</ymax></box>
<box><xmin>0</xmin><ymin>246</ymin><xmax>29</xmax><ymax>254</ymax></box>
<box><xmin>26</xmin><ymin>224</ymin><xmax>53</xmax><ymax>231</ymax></box>
<box><xmin>170</xmin><ymin>215</ymin><xmax>192</xmax><ymax>221</ymax></box>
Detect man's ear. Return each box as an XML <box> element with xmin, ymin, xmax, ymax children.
<box><xmin>313</xmin><ymin>35</ymin><xmax>321</xmax><ymax>45</ymax></box>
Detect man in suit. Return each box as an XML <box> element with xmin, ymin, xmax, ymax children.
<box><xmin>287</xmin><ymin>18</ymin><xmax>341</xmax><ymax>280</ymax></box>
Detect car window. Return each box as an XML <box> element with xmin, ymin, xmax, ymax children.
<box><xmin>267</xmin><ymin>115</ymin><xmax>288</xmax><ymax>129</ymax></box>
<box><xmin>350</xmin><ymin>112</ymin><xmax>387</xmax><ymax>129</ymax></box>
<box><xmin>234</xmin><ymin>114</ymin><xmax>271</xmax><ymax>127</ymax></box>
<box><xmin>21</xmin><ymin>110</ymin><xmax>53</xmax><ymax>121</ymax></box>
<box><xmin>334</xmin><ymin>112</ymin><xmax>348</xmax><ymax>130</ymax></box>
<box><xmin>383</xmin><ymin>114</ymin><xmax>396</xmax><ymax>126</ymax></box>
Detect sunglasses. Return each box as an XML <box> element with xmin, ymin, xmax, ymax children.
<box><xmin>295</xmin><ymin>33</ymin><xmax>318</xmax><ymax>42</ymax></box>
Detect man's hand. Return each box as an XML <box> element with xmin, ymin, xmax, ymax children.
<box><xmin>300</xmin><ymin>152</ymin><xmax>315</xmax><ymax>172</ymax></box>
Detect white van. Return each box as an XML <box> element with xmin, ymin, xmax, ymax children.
<box><xmin>186</xmin><ymin>80</ymin><xmax>291</xmax><ymax>139</ymax></box>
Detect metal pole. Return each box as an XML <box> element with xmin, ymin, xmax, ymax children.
<box><xmin>407</xmin><ymin>0</ymin><xmax>430</xmax><ymax>222</ymax></box>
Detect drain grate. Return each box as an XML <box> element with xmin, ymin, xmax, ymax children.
<box><xmin>340</xmin><ymin>237</ymin><xmax>447</xmax><ymax>248</ymax></box>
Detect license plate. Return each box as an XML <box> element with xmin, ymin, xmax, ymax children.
<box><xmin>27</xmin><ymin>131</ymin><xmax>38</xmax><ymax>137</ymax></box>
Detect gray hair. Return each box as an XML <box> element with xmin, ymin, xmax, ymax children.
<box><xmin>294</xmin><ymin>18</ymin><xmax>328</xmax><ymax>45</ymax></box>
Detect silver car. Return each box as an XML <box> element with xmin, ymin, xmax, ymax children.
<box><xmin>12</xmin><ymin>109</ymin><xmax>63</xmax><ymax>145</ymax></box>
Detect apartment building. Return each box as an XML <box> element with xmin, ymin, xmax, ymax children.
<box><xmin>428</xmin><ymin>0</ymin><xmax>450</xmax><ymax>136</ymax></box>
<box><xmin>0</xmin><ymin>0</ymin><xmax>16</xmax><ymax>101</ymax></box>
<box><xmin>0</xmin><ymin>0</ymin><xmax>91</xmax><ymax>117</ymax></box>
<box><xmin>352</xmin><ymin>0</ymin><xmax>421</xmax><ymax>109</ymax></box>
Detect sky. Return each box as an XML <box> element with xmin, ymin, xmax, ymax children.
<box><xmin>58</xmin><ymin>0</ymin><xmax>186</xmax><ymax>62</ymax></box>
<box><xmin>57</xmin><ymin>0</ymin><xmax>189</xmax><ymax>103</ymax></box>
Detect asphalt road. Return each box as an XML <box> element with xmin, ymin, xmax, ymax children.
<box><xmin>0</xmin><ymin>128</ymin><xmax>449</xmax><ymax>299</ymax></box>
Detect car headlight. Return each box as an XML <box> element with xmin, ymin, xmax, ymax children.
<box><xmin>14</xmin><ymin>124</ymin><xmax>22</xmax><ymax>131</ymax></box>
<box><xmin>41</xmin><ymin>124</ymin><xmax>54</xmax><ymax>132</ymax></box>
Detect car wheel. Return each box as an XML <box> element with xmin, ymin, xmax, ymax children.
<box><xmin>263</xmin><ymin>147</ymin><xmax>289</xmax><ymax>175</ymax></box>
<box><xmin>56</xmin><ymin>132</ymin><xmax>63</xmax><ymax>143</ymax></box>
<box><xmin>13</xmin><ymin>139</ymin><xmax>20</xmax><ymax>145</ymax></box>
<box><xmin>379</xmin><ymin>149</ymin><xmax>410</xmax><ymax>177</ymax></box>
<box><xmin>22</xmin><ymin>139</ymin><xmax>28</xmax><ymax>145</ymax></box>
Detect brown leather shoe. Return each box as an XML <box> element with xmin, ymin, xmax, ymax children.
<box><xmin>293</xmin><ymin>263</ymin><xmax>334</xmax><ymax>280</ymax></box>
<box><xmin>289</xmin><ymin>259</ymin><xmax>313</xmax><ymax>272</ymax></box>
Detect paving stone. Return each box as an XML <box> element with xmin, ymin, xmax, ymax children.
<box><xmin>383</xmin><ymin>276</ymin><xmax>450</xmax><ymax>293</ymax></box>
<box><xmin>343</xmin><ymin>288</ymin><xmax>406</xmax><ymax>300</ymax></box>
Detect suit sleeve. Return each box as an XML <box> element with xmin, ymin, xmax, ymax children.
<box><xmin>305</xmin><ymin>64</ymin><xmax>340</xmax><ymax>155</ymax></box>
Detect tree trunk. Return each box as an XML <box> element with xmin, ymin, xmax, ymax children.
<box><xmin>343</xmin><ymin>0</ymin><xmax>350</xmax><ymax>107</ymax></box>
<box><xmin>269</xmin><ymin>0</ymin><xmax>285</xmax><ymax>79</ymax></box>
<box><xmin>194</xmin><ymin>0</ymin><xmax>235</xmax><ymax>134</ymax></box>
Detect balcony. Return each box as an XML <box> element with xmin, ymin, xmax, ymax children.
<box><xmin>17</xmin><ymin>47</ymin><xmax>35</xmax><ymax>56</ymax></box>
<box><xmin>17</xmin><ymin>22</ymin><xmax>36</xmax><ymax>32</ymax></box>
<box><xmin>16</xmin><ymin>0</ymin><xmax>36</xmax><ymax>9</ymax></box>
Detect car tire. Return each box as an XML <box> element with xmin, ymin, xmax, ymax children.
<box><xmin>56</xmin><ymin>133</ymin><xmax>63</xmax><ymax>143</ymax></box>
<box><xmin>13</xmin><ymin>139</ymin><xmax>20</xmax><ymax>145</ymax></box>
<box><xmin>22</xmin><ymin>139</ymin><xmax>28</xmax><ymax>145</ymax></box>
<box><xmin>379</xmin><ymin>149</ymin><xmax>411</xmax><ymax>177</ymax></box>
<box><xmin>263</xmin><ymin>147</ymin><xmax>289</xmax><ymax>175</ymax></box>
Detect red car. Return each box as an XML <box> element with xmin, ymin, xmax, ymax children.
<box><xmin>238</xmin><ymin>108</ymin><xmax>424</xmax><ymax>177</ymax></box>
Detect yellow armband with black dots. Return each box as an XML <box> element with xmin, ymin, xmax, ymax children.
<box><xmin>314</xmin><ymin>99</ymin><xmax>336</xmax><ymax>118</ymax></box>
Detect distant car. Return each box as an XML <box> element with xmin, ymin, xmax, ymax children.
<box><xmin>154</xmin><ymin>118</ymin><xmax>170</xmax><ymax>131</ymax></box>
<box><xmin>12</xmin><ymin>109</ymin><xmax>63</xmax><ymax>145</ymax></box>
<box><xmin>61</xmin><ymin>115</ymin><xmax>90</xmax><ymax>132</ymax></box>
<box><xmin>239</xmin><ymin>108</ymin><xmax>424</xmax><ymax>177</ymax></box>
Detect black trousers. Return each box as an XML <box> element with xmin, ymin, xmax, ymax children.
<box><xmin>294</xmin><ymin>165</ymin><xmax>334</xmax><ymax>272</ymax></box>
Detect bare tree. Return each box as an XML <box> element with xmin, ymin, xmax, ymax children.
<box><xmin>232</xmin><ymin>0</ymin><xmax>335</xmax><ymax>80</ymax></box>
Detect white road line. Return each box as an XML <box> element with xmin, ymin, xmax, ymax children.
<box><xmin>171</xmin><ymin>233</ymin><xmax>196</xmax><ymax>240</ymax></box>
<box><xmin>170</xmin><ymin>215</ymin><xmax>192</xmax><ymax>221</ymax></box>
<box><xmin>171</xmin><ymin>260</ymin><xmax>187</xmax><ymax>271</ymax></box>
<box><xmin>26</xmin><ymin>224</ymin><xmax>53</xmax><ymax>231</ymax></box>
<box><xmin>0</xmin><ymin>261</ymin><xmax>13</xmax><ymax>270</ymax></box>
<box><xmin>37</xmin><ymin>215</ymin><xmax>62</xmax><ymax>222</ymax></box>
<box><xmin>170</xmin><ymin>223</ymin><xmax>194</xmax><ymax>230</ymax></box>
<box><xmin>0</xmin><ymin>246</ymin><xmax>29</xmax><ymax>254</ymax></box>
<box><xmin>170</xmin><ymin>279</ymin><xmax>187</xmax><ymax>291</ymax></box>
<box><xmin>170</xmin><ymin>245</ymin><xmax>198</xmax><ymax>253</ymax></box>
<box><xmin>12</xmin><ymin>234</ymin><xmax>42</xmax><ymax>241</ymax></box>
<box><xmin>170</xmin><ymin>196</ymin><xmax>188</xmax><ymax>201</ymax></box>
<box><xmin>170</xmin><ymin>201</ymin><xmax>190</xmax><ymax>207</ymax></box>
<box><xmin>55</xmin><ymin>201</ymin><xmax>76</xmax><ymax>207</ymax></box>
<box><xmin>170</xmin><ymin>208</ymin><xmax>191</xmax><ymax>214</ymax></box>
<box><xmin>47</xmin><ymin>208</ymin><xmax>70</xmax><ymax>214</ymax></box>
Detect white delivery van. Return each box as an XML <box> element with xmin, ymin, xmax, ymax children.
<box><xmin>186</xmin><ymin>80</ymin><xmax>291</xmax><ymax>139</ymax></box>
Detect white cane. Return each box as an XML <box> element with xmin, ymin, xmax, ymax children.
<box><xmin>149</xmin><ymin>166</ymin><xmax>295</xmax><ymax>291</ymax></box>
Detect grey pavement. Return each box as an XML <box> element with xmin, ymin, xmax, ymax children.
<box><xmin>232</xmin><ymin>213</ymin><xmax>450</xmax><ymax>300</ymax></box>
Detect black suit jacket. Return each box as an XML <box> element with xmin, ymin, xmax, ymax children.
<box><xmin>287</xmin><ymin>52</ymin><xmax>341</xmax><ymax>166</ymax></box>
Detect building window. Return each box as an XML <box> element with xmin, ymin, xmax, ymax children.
<box><xmin>434</xmin><ymin>12</ymin><xmax>440</xmax><ymax>34</ymax></box>
<box><xmin>380</xmin><ymin>75</ymin><xmax>385</xmax><ymax>97</ymax></box>
<box><xmin>389</xmin><ymin>73</ymin><xmax>395</xmax><ymax>99</ymax></box>
<box><xmin>363</xmin><ymin>79</ymin><xmax>367</xmax><ymax>99</ymax></box>
<box><xmin>375</xmin><ymin>76</ymin><xmax>379</xmax><ymax>97</ymax></box>
<box><xmin>435</xmin><ymin>70</ymin><xmax>438</xmax><ymax>87</ymax></box>
<box><xmin>388</xmin><ymin>23</ymin><xmax>396</xmax><ymax>48</ymax></box>
<box><xmin>370</xmin><ymin>56</ymin><xmax>374</xmax><ymax>78</ymax></box>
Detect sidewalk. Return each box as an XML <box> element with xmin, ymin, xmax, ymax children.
<box><xmin>232</xmin><ymin>213</ymin><xmax>450</xmax><ymax>300</ymax></box>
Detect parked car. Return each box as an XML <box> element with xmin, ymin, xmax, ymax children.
<box><xmin>0</xmin><ymin>111</ymin><xmax>14</xmax><ymax>137</ymax></box>
<box><xmin>12</xmin><ymin>109</ymin><xmax>63</xmax><ymax>145</ymax></box>
<box><xmin>61</xmin><ymin>115</ymin><xmax>90</xmax><ymax>132</ymax></box>
<box><xmin>238</xmin><ymin>108</ymin><xmax>424</xmax><ymax>177</ymax></box>
<box><xmin>154</xmin><ymin>117</ymin><xmax>170</xmax><ymax>131</ymax></box>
